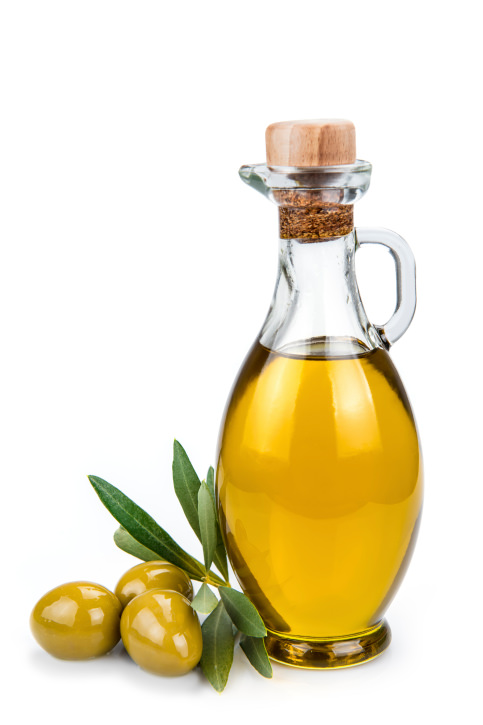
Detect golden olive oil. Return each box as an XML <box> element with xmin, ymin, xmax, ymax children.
<box><xmin>217</xmin><ymin>339</ymin><xmax>423</xmax><ymax>640</ymax></box>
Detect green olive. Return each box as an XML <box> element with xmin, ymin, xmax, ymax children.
<box><xmin>115</xmin><ymin>560</ymin><xmax>193</xmax><ymax>608</ymax></box>
<box><xmin>120</xmin><ymin>589</ymin><xmax>202</xmax><ymax>676</ymax></box>
<box><xmin>30</xmin><ymin>582</ymin><xmax>122</xmax><ymax>660</ymax></box>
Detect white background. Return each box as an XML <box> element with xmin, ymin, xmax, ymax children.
<box><xmin>1</xmin><ymin>1</ymin><xmax>481</xmax><ymax>722</ymax></box>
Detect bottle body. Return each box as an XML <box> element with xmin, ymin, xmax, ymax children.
<box><xmin>217</xmin><ymin>337</ymin><xmax>422</xmax><ymax>640</ymax></box>
<box><xmin>217</xmin><ymin>145</ymin><xmax>422</xmax><ymax>667</ymax></box>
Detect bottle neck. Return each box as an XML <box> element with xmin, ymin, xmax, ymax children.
<box><xmin>259</xmin><ymin>232</ymin><xmax>382</xmax><ymax>357</ymax></box>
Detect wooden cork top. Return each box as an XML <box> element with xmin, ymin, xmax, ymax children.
<box><xmin>266</xmin><ymin>119</ymin><xmax>356</xmax><ymax>168</ymax></box>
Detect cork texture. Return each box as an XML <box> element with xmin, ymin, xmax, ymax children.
<box><xmin>274</xmin><ymin>190</ymin><xmax>353</xmax><ymax>240</ymax></box>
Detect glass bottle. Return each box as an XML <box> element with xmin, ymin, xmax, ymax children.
<box><xmin>216</xmin><ymin>120</ymin><xmax>423</xmax><ymax>669</ymax></box>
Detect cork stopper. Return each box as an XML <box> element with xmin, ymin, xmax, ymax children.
<box><xmin>266</xmin><ymin>119</ymin><xmax>356</xmax><ymax>168</ymax></box>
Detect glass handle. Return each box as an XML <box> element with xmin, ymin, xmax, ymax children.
<box><xmin>355</xmin><ymin>227</ymin><xmax>417</xmax><ymax>348</ymax></box>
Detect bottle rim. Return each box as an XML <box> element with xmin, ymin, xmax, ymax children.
<box><xmin>239</xmin><ymin>160</ymin><xmax>372</xmax><ymax>204</ymax></box>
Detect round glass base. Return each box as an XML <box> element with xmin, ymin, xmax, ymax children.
<box><xmin>265</xmin><ymin>620</ymin><xmax>391</xmax><ymax>670</ymax></box>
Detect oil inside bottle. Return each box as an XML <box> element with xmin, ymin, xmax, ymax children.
<box><xmin>217</xmin><ymin>337</ymin><xmax>423</xmax><ymax>641</ymax></box>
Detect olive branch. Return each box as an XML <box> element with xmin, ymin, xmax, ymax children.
<box><xmin>88</xmin><ymin>440</ymin><xmax>272</xmax><ymax>691</ymax></box>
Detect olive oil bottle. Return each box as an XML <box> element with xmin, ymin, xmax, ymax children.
<box><xmin>216</xmin><ymin>120</ymin><xmax>423</xmax><ymax>669</ymax></box>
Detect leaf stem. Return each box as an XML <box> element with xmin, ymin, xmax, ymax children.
<box><xmin>203</xmin><ymin>573</ymin><xmax>231</xmax><ymax>588</ymax></box>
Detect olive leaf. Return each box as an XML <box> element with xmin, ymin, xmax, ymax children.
<box><xmin>172</xmin><ymin>440</ymin><xmax>202</xmax><ymax>539</ymax></box>
<box><xmin>206</xmin><ymin>465</ymin><xmax>229</xmax><ymax>583</ymax></box>
<box><xmin>240</xmin><ymin>634</ymin><xmax>273</xmax><ymax>678</ymax></box>
<box><xmin>88</xmin><ymin>475</ymin><xmax>206</xmax><ymax>581</ymax></box>
<box><xmin>173</xmin><ymin>445</ymin><xmax>229</xmax><ymax>582</ymax></box>
<box><xmin>206</xmin><ymin>465</ymin><xmax>215</xmax><ymax>503</ymax></box>
<box><xmin>113</xmin><ymin>526</ymin><xmax>161</xmax><ymax>562</ymax></box>
<box><xmin>213</xmin><ymin>544</ymin><xmax>229</xmax><ymax>583</ymax></box>
<box><xmin>191</xmin><ymin>583</ymin><xmax>218</xmax><ymax>615</ymax></box>
<box><xmin>198</xmin><ymin>481</ymin><xmax>217</xmax><ymax>571</ymax></box>
<box><xmin>200</xmin><ymin>600</ymin><xmax>235</xmax><ymax>692</ymax></box>
<box><xmin>218</xmin><ymin>586</ymin><xmax>267</xmax><ymax>637</ymax></box>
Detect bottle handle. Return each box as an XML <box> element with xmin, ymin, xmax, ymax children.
<box><xmin>355</xmin><ymin>227</ymin><xmax>417</xmax><ymax>348</ymax></box>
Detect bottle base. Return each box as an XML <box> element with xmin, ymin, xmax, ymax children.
<box><xmin>265</xmin><ymin>619</ymin><xmax>391</xmax><ymax>670</ymax></box>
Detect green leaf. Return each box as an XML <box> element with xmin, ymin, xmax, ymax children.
<box><xmin>172</xmin><ymin>440</ymin><xmax>202</xmax><ymax>539</ymax></box>
<box><xmin>240</xmin><ymin>634</ymin><xmax>273</xmax><ymax>678</ymax></box>
<box><xmin>87</xmin><ymin>475</ymin><xmax>206</xmax><ymax>581</ymax></box>
<box><xmin>191</xmin><ymin>583</ymin><xmax>218</xmax><ymax>615</ymax></box>
<box><xmin>218</xmin><ymin>587</ymin><xmax>267</xmax><ymax>637</ymax></box>
<box><xmin>206</xmin><ymin>466</ymin><xmax>215</xmax><ymax>503</ymax></box>
<box><xmin>198</xmin><ymin>481</ymin><xmax>217</xmax><ymax>571</ymax></box>
<box><xmin>200</xmin><ymin>600</ymin><xmax>234</xmax><ymax>692</ymax></box>
<box><xmin>205</xmin><ymin>465</ymin><xmax>229</xmax><ymax>583</ymax></box>
<box><xmin>213</xmin><ymin>543</ymin><xmax>229</xmax><ymax>583</ymax></box>
<box><xmin>113</xmin><ymin>526</ymin><xmax>162</xmax><ymax>562</ymax></box>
